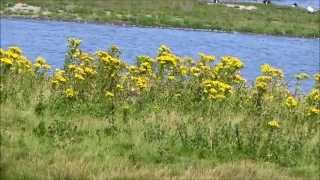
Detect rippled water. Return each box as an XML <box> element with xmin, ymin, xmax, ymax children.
<box><xmin>243</xmin><ymin>0</ymin><xmax>319</xmax><ymax>8</ymax></box>
<box><xmin>1</xmin><ymin>18</ymin><xmax>319</xmax><ymax>90</ymax></box>
<box><xmin>272</xmin><ymin>0</ymin><xmax>319</xmax><ymax>8</ymax></box>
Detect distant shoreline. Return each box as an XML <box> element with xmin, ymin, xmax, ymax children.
<box><xmin>1</xmin><ymin>0</ymin><xmax>319</xmax><ymax>38</ymax></box>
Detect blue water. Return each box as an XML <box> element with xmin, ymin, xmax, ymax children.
<box><xmin>272</xmin><ymin>0</ymin><xmax>319</xmax><ymax>8</ymax></box>
<box><xmin>244</xmin><ymin>0</ymin><xmax>319</xmax><ymax>8</ymax></box>
<box><xmin>1</xmin><ymin>18</ymin><xmax>319</xmax><ymax>90</ymax></box>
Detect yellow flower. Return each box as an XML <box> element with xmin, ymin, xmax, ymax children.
<box><xmin>84</xmin><ymin>67</ymin><xmax>97</xmax><ymax>76</ymax></box>
<box><xmin>34</xmin><ymin>57</ymin><xmax>51</xmax><ymax>70</ymax></box>
<box><xmin>261</xmin><ymin>64</ymin><xmax>283</xmax><ymax>79</ymax></box>
<box><xmin>33</xmin><ymin>62</ymin><xmax>41</xmax><ymax>68</ymax></box>
<box><xmin>0</xmin><ymin>57</ymin><xmax>13</xmax><ymax>65</ymax></box>
<box><xmin>137</xmin><ymin>55</ymin><xmax>154</xmax><ymax>64</ymax></box>
<box><xmin>306</xmin><ymin>89</ymin><xmax>320</xmax><ymax>105</ymax></box>
<box><xmin>35</xmin><ymin>56</ymin><xmax>46</xmax><ymax>65</ymax></box>
<box><xmin>51</xmin><ymin>69</ymin><xmax>67</xmax><ymax>88</ymax></box>
<box><xmin>308</xmin><ymin>107</ymin><xmax>320</xmax><ymax>116</ymax></box>
<box><xmin>158</xmin><ymin>45</ymin><xmax>172</xmax><ymax>55</ymax></box>
<box><xmin>199</xmin><ymin>53</ymin><xmax>215</xmax><ymax>63</ymax></box>
<box><xmin>51</xmin><ymin>80</ymin><xmax>60</xmax><ymax>88</ymax></box>
<box><xmin>138</xmin><ymin>62</ymin><xmax>153</xmax><ymax>75</ymax></box>
<box><xmin>168</xmin><ymin>75</ymin><xmax>175</xmax><ymax>81</ymax></box>
<box><xmin>65</xmin><ymin>88</ymin><xmax>76</xmax><ymax>98</ymax></box>
<box><xmin>314</xmin><ymin>73</ymin><xmax>320</xmax><ymax>84</ymax></box>
<box><xmin>220</xmin><ymin>56</ymin><xmax>244</xmax><ymax>70</ymax></box>
<box><xmin>56</xmin><ymin>76</ymin><xmax>67</xmax><ymax>83</ymax></box>
<box><xmin>212</xmin><ymin>56</ymin><xmax>244</xmax><ymax>83</ymax></box>
<box><xmin>285</xmin><ymin>96</ymin><xmax>298</xmax><ymax>109</ymax></box>
<box><xmin>191</xmin><ymin>67</ymin><xmax>201</xmax><ymax>77</ymax></box>
<box><xmin>116</xmin><ymin>84</ymin><xmax>124</xmax><ymax>91</ymax></box>
<box><xmin>75</xmin><ymin>73</ymin><xmax>85</xmax><ymax>80</ymax></box>
<box><xmin>8</xmin><ymin>46</ymin><xmax>22</xmax><ymax>55</ymax></box>
<box><xmin>105</xmin><ymin>91</ymin><xmax>114</xmax><ymax>97</ymax></box>
<box><xmin>157</xmin><ymin>52</ymin><xmax>179</xmax><ymax>67</ymax></box>
<box><xmin>97</xmin><ymin>51</ymin><xmax>123</xmax><ymax>69</ymax></box>
<box><xmin>68</xmin><ymin>64</ymin><xmax>77</xmax><ymax>70</ymax></box>
<box><xmin>128</xmin><ymin>65</ymin><xmax>139</xmax><ymax>74</ymax></box>
<box><xmin>43</xmin><ymin>64</ymin><xmax>51</xmax><ymax>70</ymax></box>
<box><xmin>68</xmin><ymin>38</ymin><xmax>82</xmax><ymax>49</ymax></box>
<box><xmin>74</xmin><ymin>67</ymin><xmax>86</xmax><ymax>75</ymax></box>
<box><xmin>233</xmin><ymin>74</ymin><xmax>246</xmax><ymax>84</ymax></box>
<box><xmin>179</xmin><ymin>66</ymin><xmax>188</xmax><ymax>76</ymax></box>
<box><xmin>79</xmin><ymin>52</ymin><xmax>93</xmax><ymax>63</ymax></box>
<box><xmin>255</xmin><ymin>76</ymin><xmax>272</xmax><ymax>92</ymax></box>
<box><xmin>202</xmin><ymin>80</ymin><xmax>232</xmax><ymax>100</ymax></box>
<box><xmin>268</xmin><ymin>120</ymin><xmax>280</xmax><ymax>129</ymax></box>
<box><xmin>132</xmin><ymin>76</ymin><xmax>148</xmax><ymax>90</ymax></box>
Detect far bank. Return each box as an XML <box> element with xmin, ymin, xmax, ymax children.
<box><xmin>1</xmin><ymin>0</ymin><xmax>320</xmax><ymax>38</ymax></box>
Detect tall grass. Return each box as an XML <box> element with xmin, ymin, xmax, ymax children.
<box><xmin>0</xmin><ymin>40</ymin><xmax>319</xmax><ymax>179</ymax></box>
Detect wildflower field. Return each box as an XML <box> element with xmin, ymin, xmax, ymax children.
<box><xmin>0</xmin><ymin>39</ymin><xmax>319</xmax><ymax>179</ymax></box>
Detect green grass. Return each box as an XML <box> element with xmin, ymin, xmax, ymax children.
<box><xmin>1</xmin><ymin>0</ymin><xmax>320</xmax><ymax>37</ymax></box>
<box><xmin>2</xmin><ymin>103</ymin><xmax>318</xmax><ymax>179</ymax></box>
<box><xmin>0</xmin><ymin>42</ymin><xmax>319</xmax><ymax>179</ymax></box>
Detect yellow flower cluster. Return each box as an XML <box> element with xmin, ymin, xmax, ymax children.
<box><xmin>68</xmin><ymin>64</ymin><xmax>96</xmax><ymax>81</ymax></box>
<box><xmin>190</xmin><ymin>67</ymin><xmax>201</xmax><ymax>77</ymax></box>
<box><xmin>285</xmin><ymin>96</ymin><xmax>298</xmax><ymax>109</ymax></box>
<box><xmin>268</xmin><ymin>120</ymin><xmax>280</xmax><ymax>129</ymax></box>
<box><xmin>304</xmin><ymin>74</ymin><xmax>320</xmax><ymax>117</ymax></box>
<box><xmin>214</xmin><ymin>56</ymin><xmax>244</xmax><ymax>73</ymax></box>
<box><xmin>97</xmin><ymin>50</ymin><xmax>124</xmax><ymax>70</ymax></box>
<box><xmin>136</xmin><ymin>55</ymin><xmax>154</xmax><ymax>76</ymax></box>
<box><xmin>261</xmin><ymin>64</ymin><xmax>283</xmax><ymax>79</ymax></box>
<box><xmin>68</xmin><ymin>38</ymin><xmax>82</xmax><ymax>49</ymax></box>
<box><xmin>2</xmin><ymin>40</ymin><xmax>318</xmax><ymax>115</ymax></box>
<box><xmin>212</xmin><ymin>56</ymin><xmax>244</xmax><ymax>84</ymax></box>
<box><xmin>255</xmin><ymin>75</ymin><xmax>272</xmax><ymax>92</ymax></box>
<box><xmin>157</xmin><ymin>45</ymin><xmax>179</xmax><ymax>67</ymax></box>
<box><xmin>202</xmin><ymin>80</ymin><xmax>232</xmax><ymax>100</ymax></box>
<box><xmin>65</xmin><ymin>88</ymin><xmax>76</xmax><ymax>98</ymax></box>
<box><xmin>315</xmin><ymin>73</ymin><xmax>320</xmax><ymax>83</ymax></box>
<box><xmin>79</xmin><ymin>52</ymin><xmax>94</xmax><ymax>63</ymax></box>
<box><xmin>307</xmin><ymin>89</ymin><xmax>320</xmax><ymax>105</ymax></box>
<box><xmin>0</xmin><ymin>47</ymin><xmax>33</xmax><ymax>74</ymax></box>
<box><xmin>105</xmin><ymin>91</ymin><xmax>114</xmax><ymax>98</ymax></box>
<box><xmin>255</xmin><ymin>64</ymin><xmax>284</xmax><ymax>93</ymax></box>
<box><xmin>199</xmin><ymin>53</ymin><xmax>215</xmax><ymax>63</ymax></box>
<box><xmin>131</xmin><ymin>76</ymin><xmax>149</xmax><ymax>90</ymax></box>
<box><xmin>308</xmin><ymin>107</ymin><xmax>320</xmax><ymax>116</ymax></box>
<box><xmin>34</xmin><ymin>56</ymin><xmax>51</xmax><ymax>70</ymax></box>
<box><xmin>51</xmin><ymin>70</ymin><xmax>67</xmax><ymax>88</ymax></box>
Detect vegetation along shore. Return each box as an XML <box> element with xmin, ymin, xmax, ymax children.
<box><xmin>0</xmin><ymin>39</ymin><xmax>319</xmax><ymax>179</ymax></box>
<box><xmin>1</xmin><ymin>0</ymin><xmax>320</xmax><ymax>37</ymax></box>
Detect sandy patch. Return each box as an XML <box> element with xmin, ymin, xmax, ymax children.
<box><xmin>224</xmin><ymin>4</ymin><xmax>258</xmax><ymax>11</ymax></box>
<box><xmin>6</xmin><ymin>3</ymin><xmax>41</xmax><ymax>14</ymax></box>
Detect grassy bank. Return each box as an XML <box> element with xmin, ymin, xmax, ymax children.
<box><xmin>1</xmin><ymin>0</ymin><xmax>320</xmax><ymax>37</ymax></box>
<box><xmin>0</xmin><ymin>40</ymin><xmax>319</xmax><ymax>179</ymax></box>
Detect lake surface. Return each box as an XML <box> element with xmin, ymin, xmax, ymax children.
<box><xmin>272</xmin><ymin>0</ymin><xmax>319</xmax><ymax>8</ymax></box>
<box><xmin>244</xmin><ymin>0</ymin><xmax>319</xmax><ymax>8</ymax></box>
<box><xmin>1</xmin><ymin>18</ymin><xmax>319</xmax><ymax>90</ymax></box>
